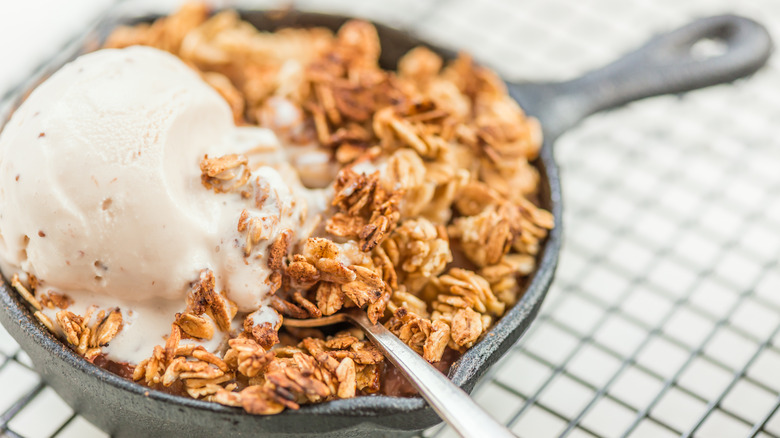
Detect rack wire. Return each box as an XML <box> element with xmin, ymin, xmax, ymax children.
<box><xmin>2</xmin><ymin>0</ymin><xmax>780</xmax><ymax>436</ymax></box>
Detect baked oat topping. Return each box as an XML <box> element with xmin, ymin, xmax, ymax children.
<box><xmin>17</xmin><ymin>272</ymin><xmax>126</xmax><ymax>362</ymax></box>
<box><xmin>9</xmin><ymin>1</ymin><xmax>553</xmax><ymax>416</ymax></box>
<box><xmin>200</xmin><ymin>153</ymin><xmax>251</xmax><ymax>193</ymax></box>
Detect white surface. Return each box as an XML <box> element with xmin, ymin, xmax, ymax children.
<box><xmin>1</xmin><ymin>0</ymin><xmax>780</xmax><ymax>437</ymax></box>
<box><xmin>0</xmin><ymin>0</ymin><xmax>112</xmax><ymax>94</ymax></box>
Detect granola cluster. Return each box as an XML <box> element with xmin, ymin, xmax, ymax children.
<box><xmin>12</xmin><ymin>274</ymin><xmax>123</xmax><ymax>361</ymax></box>
<box><xmin>132</xmin><ymin>318</ymin><xmax>383</xmax><ymax>413</ymax></box>
<box><xmin>12</xmin><ymin>3</ymin><xmax>554</xmax><ymax>415</ymax></box>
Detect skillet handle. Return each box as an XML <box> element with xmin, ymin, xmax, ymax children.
<box><xmin>509</xmin><ymin>15</ymin><xmax>772</xmax><ymax>139</ymax></box>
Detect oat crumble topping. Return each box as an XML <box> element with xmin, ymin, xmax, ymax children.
<box><xmin>10</xmin><ymin>2</ymin><xmax>554</xmax><ymax>414</ymax></box>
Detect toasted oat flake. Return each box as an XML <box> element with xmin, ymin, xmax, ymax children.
<box><xmin>12</xmin><ymin>274</ymin><xmax>41</xmax><ymax>311</ymax></box>
<box><xmin>200</xmin><ymin>154</ymin><xmax>250</xmax><ymax>193</ymax></box>
<box><xmin>335</xmin><ymin>357</ymin><xmax>357</xmax><ymax>398</ymax></box>
<box><xmin>94</xmin><ymin>308</ymin><xmax>123</xmax><ymax>346</ymax></box>
<box><xmin>451</xmin><ymin>307</ymin><xmax>483</xmax><ymax>348</ymax></box>
<box><xmin>175</xmin><ymin>312</ymin><xmax>215</xmax><ymax>340</ymax></box>
<box><xmin>34</xmin><ymin>311</ymin><xmax>55</xmax><ymax>332</ymax></box>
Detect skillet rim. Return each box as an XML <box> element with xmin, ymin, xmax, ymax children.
<box><xmin>0</xmin><ymin>8</ymin><xmax>562</xmax><ymax>422</ymax></box>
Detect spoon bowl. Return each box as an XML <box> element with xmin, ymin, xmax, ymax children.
<box><xmin>284</xmin><ymin>308</ymin><xmax>516</xmax><ymax>437</ymax></box>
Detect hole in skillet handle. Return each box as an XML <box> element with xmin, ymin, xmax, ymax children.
<box><xmin>690</xmin><ymin>38</ymin><xmax>729</xmax><ymax>60</ymax></box>
<box><xmin>508</xmin><ymin>14</ymin><xmax>773</xmax><ymax>140</ymax></box>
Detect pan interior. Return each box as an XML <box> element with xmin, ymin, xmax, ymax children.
<box><xmin>0</xmin><ymin>8</ymin><xmax>562</xmax><ymax>421</ymax></box>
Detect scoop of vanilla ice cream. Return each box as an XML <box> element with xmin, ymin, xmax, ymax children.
<box><xmin>0</xmin><ymin>46</ymin><xmax>333</xmax><ymax>363</ymax></box>
<box><xmin>0</xmin><ymin>46</ymin><xmax>323</xmax><ymax>316</ymax></box>
<box><xmin>0</xmin><ymin>46</ymin><xmax>238</xmax><ymax>303</ymax></box>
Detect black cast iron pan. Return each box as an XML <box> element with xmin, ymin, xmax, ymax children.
<box><xmin>0</xmin><ymin>8</ymin><xmax>771</xmax><ymax>438</ymax></box>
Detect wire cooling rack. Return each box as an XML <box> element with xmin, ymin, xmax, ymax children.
<box><xmin>2</xmin><ymin>0</ymin><xmax>780</xmax><ymax>436</ymax></box>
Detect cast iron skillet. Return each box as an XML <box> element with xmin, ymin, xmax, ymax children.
<box><xmin>0</xmin><ymin>9</ymin><xmax>771</xmax><ymax>438</ymax></box>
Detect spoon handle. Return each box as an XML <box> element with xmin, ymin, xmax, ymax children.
<box><xmin>347</xmin><ymin>310</ymin><xmax>516</xmax><ymax>438</ymax></box>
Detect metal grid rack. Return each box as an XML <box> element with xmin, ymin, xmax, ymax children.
<box><xmin>2</xmin><ymin>0</ymin><xmax>780</xmax><ymax>436</ymax></box>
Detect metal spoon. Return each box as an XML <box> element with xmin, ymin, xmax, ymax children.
<box><xmin>283</xmin><ymin>307</ymin><xmax>516</xmax><ymax>438</ymax></box>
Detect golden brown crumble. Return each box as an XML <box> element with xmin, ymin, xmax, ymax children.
<box><xmin>10</xmin><ymin>2</ymin><xmax>555</xmax><ymax>416</ymax></box>
<box><xmin>12</xmin><ymin>274</ymin><xmax>125</xmax><ymax>362</ymax></box>
<box><xmin>200</xmin><ymin>154</ymin><xmax>250</xmax><ymax>193</ymax></box>
<box><xmin>383</xmin><ymin>218</ymin><xmax>452</xmax><ymax>294</ymax></box>
<box><xmin>327</xmin><ymin>168</ymin><xmax>402</xmax><ymax>252</ymax></box>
